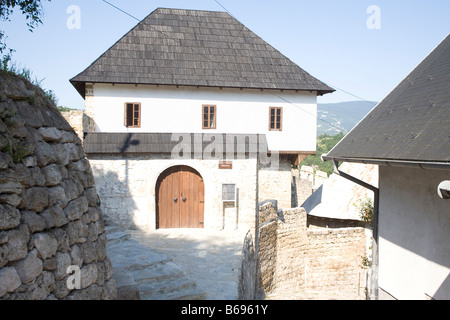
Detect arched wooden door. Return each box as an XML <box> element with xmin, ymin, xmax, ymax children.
<box><xmin>156</xmin><ymin>166</ymin><xmax>204</xmax><ymax>229</ymax></box>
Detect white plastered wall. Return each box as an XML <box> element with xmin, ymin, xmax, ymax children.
<box><xmin>88</xmin><ymin>154</ymin><xmax>258</xmax><ymax>232</ymax></box>
<box><xmin>378</xmin><ymin>165</ymin><xmax>450</xmax><ymax>300</ymax></box>
<box><xmin>89</xmin><ymin>83</ymin><xmax>317</xmax><ymax>153</ymax></box>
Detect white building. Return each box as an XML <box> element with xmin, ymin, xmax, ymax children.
<box><xmin>324</xmin><ymin>34</ymin><xmax>450</xmax><ymax>300</ymax></box>
<box><xmin>70</xmin><ymin>8</ymin><xmax>334</xmax><ymax>232</ymax></box>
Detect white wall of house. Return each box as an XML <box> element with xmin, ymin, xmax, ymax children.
<box><xmin>89</xmin><ymin>83</ymin><xmax>317</xmax><ymax>153</ymax></box>
<box><xmin>378</xmin><ymin>165</ymin><xmax>450</xmax><ymax>300</ymax></box>
<box><xmin>88</xmin><ymin>154</ymin><xmax>258</xmax><ymax>232</ymax></box>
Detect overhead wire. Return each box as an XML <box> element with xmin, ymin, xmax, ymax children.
<box><xmin>102</xmin><ymin>0</ymin><xmax>140</xmax><ymax>21</ymax></box>
<box><xmin>100</xmin><ymin>0</ymin><xmax>374</xmax><ymax>134</ymax></box>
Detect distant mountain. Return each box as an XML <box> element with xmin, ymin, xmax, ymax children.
<box><xmin>317</xmin><ymin>101</ymin><xmax>377</xmax><ymax>135</ymax></box>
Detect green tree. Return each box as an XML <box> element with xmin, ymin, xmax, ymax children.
<box><xmin>1</xmin><ymin>0</ymin><xmax>51</xmax><ymax>65</ymax></box>
<box><xmin>298</xmin><ymin>132</ymin><xmax>345</xmax><ymax>176</ymax></box>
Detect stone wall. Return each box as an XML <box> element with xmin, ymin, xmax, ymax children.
<box><xmin>60</xmin><ymin>110</ymin><xmax>83</xmax><ymax>141</ymax></box>
<box><xmin>239</xmin><ymin>201</ymin><xmax>367</xmax><ymax>299</ymax></box>
<box><xmin>0</xmin><ymin>71</ymin><xmax>116</xmax><ymax>299</ymax></box>
<box><xmin>60</xmin><ymin>110</ymin><xmax>94</xmax><ymax>143</ymax></box>
<box><xmin>291</xmin><ymin>172</ymin><xmax>312</xmax><ymax>207</ymax></box>
<box><xmin>291</xmin><ymin>166</ymin><xmax>328</xmax><ymax>207</ymax></box>
<box><xmin>271</xmin><ymin>207</ymin><xmax>308</xmax><ymax>292</ymax></box>
<box><xmin>88</xmin><ymin>154</ymin><xmax>258</xmax><ymax>232</ymax></box>
<box><xmin>237</xmin><ymin>231</ymin><xmax>257</xmax><ymax>300</ymax></box>
<box><xmin>256</xmin><ymin>201</ymin><xmax>279</xmax><ymax>296</ymax></box>
<box><xmin>298</xmin><ymin>165</ymin><xmax>328</xmax><ymax>189</ymax></box>
<box><xmin>258</xmin><ymin>156</ymin><xmax>292</xmax><ymax>209</ymax></box>
<box><xmin>303</xmin><ymin>228</ymin><xmax>366</xmax><ymax>295</ymax></box>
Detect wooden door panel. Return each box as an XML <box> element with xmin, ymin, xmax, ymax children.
<box><xmin>180</xmin><ymin>169</ymin><xmax>188</xmax><ymax>228</ymax></box>
<box><xmin>173</xmin><ymin>168</ymin><xmax>180</xmax><ymax>228</ymax></box>
<box><xmin>157</xmin><ymin>166</ymin><xmax>204</xmax><ymax>229</ymax></box>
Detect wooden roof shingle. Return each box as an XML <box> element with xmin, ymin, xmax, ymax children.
<box><xmin>324</xmin><ymin>34</ymin><xmax>450</xmax><ymax>165</ymax></box>
<box><xmin>70</xmin><ymin>8</ymin><xmax>334</xmax><ymax>97</ymax></box>
<box><xmin>83</xmin><ymin>132</ymin><xmax>268</xmax><ymax>156</ymax></box>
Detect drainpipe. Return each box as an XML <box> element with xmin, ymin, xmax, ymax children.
<box><xmin>330</xmin><ymin>159</ymin><xmax>379</xmax><ymax>300</ymax></box>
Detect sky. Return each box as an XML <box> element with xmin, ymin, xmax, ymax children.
<box><xmin>1</xmin><ymin>0</ymin><xmax>449</xmax><ymax>110</ymax></box>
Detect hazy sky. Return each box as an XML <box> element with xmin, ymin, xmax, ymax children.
<box><xmin>2</xmin><ymin>0</ymin><xmax>449</xmax><ymax>109</ymax></box>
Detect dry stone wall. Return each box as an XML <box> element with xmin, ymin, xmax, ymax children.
<box><xmin>60</xmin><ymin>110</ymin><xmax>94</xmax><ymax>142</ymax></box>
<box><xmin>0</xmin><ymin>71</ymin><xmax>116</xmax><ymax>299</ymax></box>
<box><xmin>239</xmin><ymin>201</ymin><xmax>366</xmax><ymax>299</ymax></box>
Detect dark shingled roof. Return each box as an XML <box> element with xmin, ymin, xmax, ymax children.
<box><xmin>70</xmin><ymin>8</ymin><xmax>334</xmax><ymax>97</ymax></box>
<box><xmin>324</xmin><ymin>34</ymin><xmax>450</xmax><ymax>165</ymax></box>
<box><xmin>84</xmin><ymin>132</ymin><xmax>268</xmax><ymax>156</ymax></box>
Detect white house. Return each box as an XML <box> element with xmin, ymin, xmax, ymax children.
<box><xmin>70</xmin><ymin>8</ymin><xmax>334</xmax><ymax>232</ymax></box>
<box><xmin>323</xmin><ymin>34</ymin><xmax>450</xmax><ymax>300</ymax></box>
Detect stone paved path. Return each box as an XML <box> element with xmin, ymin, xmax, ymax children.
<box><xmin>106</xmin><ymin>224</ymin><xmax>365</xmax><ymax>300</ymax></box>
<box><xmin>127</xmin><ymin>227</ymin><xmax>249</xmax><ymax>300</ymax></box>
<box><xmin>106</xmin><ymin>223</ymin><xmax>207</xmax><ymax>300</ymax></box>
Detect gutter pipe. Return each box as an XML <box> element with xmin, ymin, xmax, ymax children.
<box><xmin>323</xmin><ymin>156</ymin><xmax>380</xmax><ymax>300</ymax></box>
<box><xmin>321</xmin><ymin>154</ymin><xmax>450</xmax><ymax>299</ymax></box>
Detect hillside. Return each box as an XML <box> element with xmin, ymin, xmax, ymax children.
<box><xmin>299</xmin><ymin>132</ymin><xmax>345</xmax><ymax>176</ymax></box>
<box><xmin>317</xmin><ymin>101</ymin><xmax>377</xmax><ymax>135</ymax></box>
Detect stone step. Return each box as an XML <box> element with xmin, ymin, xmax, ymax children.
<box><xmin>132</xmin><ymin>261</ymin><xmax>185</xmax><ymax>284</ymax></box>
<box><xmin>106</xmin><ymin>229</ymin><xmax>131</xmax><ymax>244</ymax></box>
<box><xmin>143</xmin><ymin>286</ymin><xmax>207</xmax><ymax>300</ymax></box>
<box><xmin>139</xmin><ymin>275</ymin><xmax>197</xmax><ymax>299</ymax></box>
<box><xmin>107</xmin><ymin>240</ymin><xmax>171</xmax><ymax>271</ymax></box>
<box><xmin>106</xmin><ymin>225</ymin><xmax>207</xmax><ymax>300</ymax></box>
<box><xmin>104</xmin><ymin>224</ymin><xmax>125</xmax><ymax>235</ymax></box>
<box><xmin>165</xmin><ymin>289</ymin><xmax>207</xmax><ymax>300</ymax></box>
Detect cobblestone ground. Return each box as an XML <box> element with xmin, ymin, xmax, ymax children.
<box><xmin>115</xmin><ymin>226</ymin><xmax>367</xmax><ymax>301</ymax></box>
<box><xmin>127</xmin><ymin>228</ymin><xmax>249</xmax><ymax>300</ymax></box>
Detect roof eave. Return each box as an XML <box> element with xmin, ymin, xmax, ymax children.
<box><xmin>322</xmin><ymin>154</ymin><xmax>450</xmax><ymax>171</ymax></box>
<box><xmin>68</xmin><ymin>78</ymin><xmax>334</xmax><ymax>97</ymax></box>
<box><xmin>69</xmin><ymin>79</ymin><xmax>86</xmax><ymax>99</ymax></box>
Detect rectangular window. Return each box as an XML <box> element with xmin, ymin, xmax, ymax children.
<box><xmin>269</xmin><ymin>107</ymin><xmax>282</xmax><ymax>131</ymax></box>
<box><xmin>202</xmin><ymin>105</ymin><xmax>216</xmax><ymax>129</ymax></box>
<box><xmin>124</xmin><ymin>103</ymin><xmax>141</xmax><ymax>128</ymax></box>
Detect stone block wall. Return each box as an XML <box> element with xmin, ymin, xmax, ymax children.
<box><xmin>298</xmin><ymin>165</ymin><xmax>328</xmax><ymax>189</ymax></box>
<box><xmin>256</xmin><ymin>202</ymin><xmax>279</xmax><ymax>295</ymax></box>
<box><xmin>303</xmin><ymin>228</ymin><xmax>366</xmax><ymax>295</ymax></box>
<box><xmin>0</xmin><ymin>71</ymin><xmax>116</xmax><ymax>299</ymax></box>
<box><xmin>60</xmin><ymin>110</ymin><xmax>83</xmax><ymax>141</ymax></box>
<box><xmin>291</xmin><ymin>166</ymin><xmax>328</xmax><ymax>207</ymax></box>
<box><xmin>271</xmin><ymin>207</ymin><xmax>308</xmax><ymax>292</ymax></box>
<box><xmin>291</xmin><ymin>169</ymin><xmax>313</xmax><ymax>207</ymax></box>
<box><xmin>237</xmin><ymin>231</ymin><xmax>257</xmax><ymax>300</ymax></box>
<box><xmin>88</xmin><ymin>154</ymin><xmax>258</xmax><ymax>232</ymax></box>
<box><xmin>239</xmin><ymin>201</ymin><xmax>367</xmax><ymax>299</ymax></box>
<box><xmin>60</xmin><ymin>110</ymin><xmax>94</xmax><ymax>143</ymax></box>
<box><xmin>258</xmin><ymin>156</ymin><xmax>293</xmax><ymax>209</ymax></box>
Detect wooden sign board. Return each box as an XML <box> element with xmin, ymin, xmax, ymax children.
<box><xmin>219</xmin><ymin>161</ymin><xmax>232</xmax><ymax>169</ymax></box>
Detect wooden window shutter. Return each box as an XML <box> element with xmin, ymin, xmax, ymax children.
<box><xmin>134</xmin><ymin>103</ymin><xmax>141</xmax><ymax>127</ymax></box>
<box><xmin>269</xmin><ymin>107</ymin><xmax>282</xmax><ymax>131</ymax></box>
<box><xmin>124</xmin><ymin>103</ymin><xmax>128</xmax><ymax>126</ymax></box>
<box><xmin>202</xmin><ymin>105</ymin><xmax>216</xmax><ymax>129</ymax></box>
<box><xmin>124</xmin><ymin>103</ymin><xmax>141</xmax><ymax>128</ymax></box>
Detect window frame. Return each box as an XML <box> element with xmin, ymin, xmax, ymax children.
<box><xmin>269</xmin><ymin>106</ymin><xmax>283</xmax><ymax>131</ymax></box>
<box><xmin>202</xmin><ymin>104</ymin><xmax>217</xmax><ymax>129</ymax></box>
<box><xmin>124</xmin><ymin>102</ymin><xmax>141</xmax><ymax>128</ymax></box>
